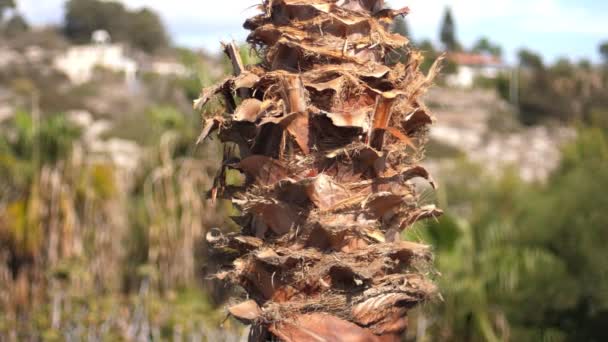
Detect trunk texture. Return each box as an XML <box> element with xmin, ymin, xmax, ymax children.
<box><xmin>196</xmin><ymin>1</ymin><xmax>443</xmax><ymax>340</ymax></box>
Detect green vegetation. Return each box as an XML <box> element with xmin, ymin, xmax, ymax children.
<box><xmin>599</xmin><ymin>41</ymin><xmax>608</xmax><ymax>63</ymax></box>
<box><xmin>64</xmin><ymin>0</ymin><xmax>168</xmax><ymax>52</ymax></box>
<box><xmin>514</xmin><ymin>51</ymin><xmax>607</xmax><ymax>125</ymax></box>
<box><xmin>0</xmin><ymin>0</ymin><xmax>15</xmax><ymax>19</ymax></box>
<box><xmin>2</xmin><ymin>12</ymin><xmax>27</xmax><ymax>37</ymax></box>
<box><xmin>0</xmin><ymin>25</ymin><xmax>259</xmax><ymax>337</ymax></box>
<box><xmin>407</xmin><ymin>124</ymin><xmax>608</xmax><ymax>341</ymax></box>
<box><xmin>472</xmin><ymin>37</ymin><xmax>502</xmax><ymax>57</ymax></box>
<box><xmin>0</xmin><ymin>0</ymin><xmax>28</xmax><ymax>38</ymax></box>
<box><xmin>0</xmin><ymin>108</ymin><xmax>232</xmax><ymax>339</ymax></box>
<box><xmin>440</xmin><ymin>7</ymin><xmax>460</xmax><ymax>52</ymax></box>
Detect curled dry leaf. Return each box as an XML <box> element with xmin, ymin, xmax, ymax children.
<box><xmin>270</xmin><ymin>313</ymin><xmax>393</xmax><ymax>342</ymax></box>
<box><xmin>402</xmin><ymin>108</ymin><xmax>434</xmax><ymax>135</ymax></box>
<box><xmin>238</xmin><ymin>155</ymin><xmax>290</xmax><ymax>187</ymax></box>
<box><xmin>228</xmin><ymin>300</ymin><xmax>262</xmax><ymax>324</ymax></box>
<box><xmin>363</xmin><ymin>192</ymin><xmax>404</xmax><ymax>219</ymax></box>
<box><xmin>304</xmin><ymin>174</ymin><xmax>351</xmax><ymax>211</ymax></box>
<box><xmin>399</xmin><ymin>205</ymin><xmax>444</xmax><ymax>231</ymax></box>
<box><xmin>249</xmin><ymin>202</ymin><xmax>297</xmax><ymax>236</ymax></box>
<box><xmin>285</xmin><ymin>112</ymin><xmax>310</xmax><ymax>154</ymax></box>
<box><xmin>196</xmin><ymin>117</ymin><xmax>222</xmax><ymax>144</ymax></box>
<box><xmin>234</xmin><ymin>99</ymin><xmax>263</xmax><ymax>122</ymax></box>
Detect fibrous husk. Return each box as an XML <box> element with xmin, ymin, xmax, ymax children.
<box><xmin>196</xmin><ymin>0</ymin><xmax>442</xmax><ymax>340</ymax></box>
<box><xmin>269</xmin><ymin>313</ymin><xmax>397</xmax><ymax>342</ymax></box>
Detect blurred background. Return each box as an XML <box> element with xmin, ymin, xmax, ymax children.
<box><xmin>0</xmin><ymin>0</ymin><xmax>607</xmax><ymax>341</ymax></box>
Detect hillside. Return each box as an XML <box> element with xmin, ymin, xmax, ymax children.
<box><xmin>425</xmin><ymin>88</ymin><xmax>575</xmax><ymax>182</ymax></box>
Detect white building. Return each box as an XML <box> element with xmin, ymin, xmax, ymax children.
<box><xmin>145</xmin><ymin>58</ymin><xmax>190</xmax><ymax>78</ymax></box>
<box><xmin>54</xmin><ymin>30</ymin><xmax>137</xmax><ymax>86</ymax></box>
<box><xmin>446</xmin><ymin>52</ymin><xmax>508</xmax><ymax>88</ymax></box>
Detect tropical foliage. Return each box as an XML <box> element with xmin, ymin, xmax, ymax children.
<box><xmin>408</xmin><ymin>124</ymin><xmax>608</xmax><ymax>341</ymax></box>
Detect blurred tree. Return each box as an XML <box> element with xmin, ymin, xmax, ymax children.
<box><xmin>513</xmin><ymin>49</ymin><xmax>606</xmax><ymax>124</ymax></box>
<box><xmin>64</xmin><ymin>0</ymin><xmax>168</xmax><ymax>52</ymax></box>
<box><xmin>127</xmin><ymin>8</ymin><xmax>168</xmax><ymax>53</ymax></box>
<box><xmin>64</xmin><ymin>0</ymin><xmax>129</xmax><ymax>43</ymax></box>
<box><xmin>578</xmin><ymin>59</ymin><xmax>592</xmax><ymax>71</ymax></box>
<box><xmin>3</xmin><ymin>12</ymin><xmax>29</xmax><ymax>38</ymax></box>
<box><xmin>511</xmin><ymin>127</ymin><xmax>608</xmax><ymax>341</ymax></box>
<box><xmin>418</xmin><ymin>126</ymin><xmax>608</xmax><ymax>341</ymax></box>
<box><xmin>600</xmin><ymin>41</ymin><xmax>608</xmax><ymax>63</ymax></box>
<box><xmin>0</xmin><ymin>0</ymin><xmax>15</xmax><ymax>21</ymax></box>
<box><xmin>417</xmin><ymin>39</ymin><xmax>439</xmax><ymax>73</ymax></box>
<box><xmin>472</xmin><ymin>37</ymin><xmax>502</xmax><ymax>57</ymax></box>
<box><xmin>518</xmin><ymin>49</ymin><xmax>544</xmax><ymax>70</ymax></box>
<box><xmin>392</xmin><ymin>16</ymin><xmax>409</xmax><ymax>38</ymax></box>
<box><xmin>550</xmin><ymin>58</ymin><xmax>574</xmax><ymax>78</ymax></box>
<box><xmin>417</xmin><ymin>39</ymin><xmax>435</xmax><ymax>54</ymax></box>
<box><xmin>440</xmin><ymin>7</ymin><xmax>459</xmax><ymax>51</ymax></box>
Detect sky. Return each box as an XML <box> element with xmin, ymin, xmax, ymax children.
<box><xmin>15</xmin><ymin>0</ymin><xmax>608</xmax><ymax>64</ymax></box>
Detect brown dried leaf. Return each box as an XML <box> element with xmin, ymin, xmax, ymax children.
<box><xmin>305</xmin><ymin>174</ymin><xmax>350</xmax><ymax>211</ymax></box>
<box><xmin>193</xmin><ymin>71</ymin><xmax>259</xmax><ymax>111</ymax></box>
<box><xmin>303</xmin><ymin>63</ymin><xmax>390</xmax><ymax>80</ymax></box>
<box><xmin>228</xmin><ymin>300</ymin><xmax>262</xmax><ymax>324</ymax></box>
<box><xmin>233</xmin><ymin>236</ymin><xmax>265</xmax><ymax>251</ymax></box>
<box><xmin>270</xmin><ymin>313</ymin><xmax>388</xmax><ymax>342</ymax></box>
<box><xmin>193</xmin><ymin>81</ymin><xmax>227</xmax><ymax>111</ymax></box>
<box><xmin>306</xmin><ymin>77</ymin><xmax>345</xmax><ymax>93</ymax></box>
<box><xmin>250</xmin><ymin>202</ymin><xmax>297</xmax><ymax>235</ymax></box>
<box><xmin>374</xmin><ymin>6</ymin><xmax>410</xmax><ymax>19</ymax></box>
<box><xmin>257</xmin><ymin>112</ymin><xmax>311</xmax><ymax>155</ymax></box>
<box><xmin>340</xmin><ymin>0</ymin><xmax>385</xmax><ymax>13</ymax></box>
<box><xmin>234</xmin><ymin>99</ymin><xmax>263</xmax><ymax>122</ymax></box>
<box><xmin>363</xmin><ymin>192</ymin><xmax>404</xmax><ymax>219</ymax></box>
<box><xmin>280</xmin><ymin>74</ymin><xmax>308</xmax><ymax>114</ymax></box>
<box><xmin>327</xmin><ymin>92</ymin><xmax>375</xmax><ymax>129</ymax></box>
<box><xmin>240</xmin><ymin>259</ymin><xmax>279</xmax><ymax>299</ymax></box>
<box><xmin>402</xmin><ymin>108</ymin><xmax>433</xmax><ymax>135</ymax></box>
<box><xmin>399</xmin><ymin>205</ymin><xmax>443</xmax><ymax>231</ymax></box>
<box><xmin>385</xmin><ymin>127</ymin><xmax>416</xmax><ymax>150</ymax></box>
<box><xmin>369</xmin><ymin>94</ymin><xmax>397</xmax><ymax>150</ymax></box>
<box><xmin>234</xmin><ymin>71</ymin><xmax>260</xmax><ymax>90</ymax></box>
<box><xmin>352</xmin><ymin>293</ymin><xmax>410</xmax><ymax>326</ymax></box>
<box><xmin>196</xmin><ymin>117</ymin><xmax>222</xmax><ymax>144</ymax></box>
<box><xmin>223</xmin><ymin>40</ymin><xmax>246</xmax><ymax>76</ymax></box>
<box><xmin>238</xmin><ymin>155</ymin><xmax>289</xmax><ymax>186</ymax></box>
<box><xmin>286</xmin><ymin>112</ymin><xmax>310</xmax><ymax>154</ymax></box>
<box><xmin>353</xmin><ymin>299</ymin><xmax>410</xmax><ymax>335</ymax></box>
<box><xmin>325</xmin><ymin>110</ymin><xmax>370</xmax><ymax>129</ymax></box>
<box><xmin>398</xmin><ymin>165</ymin><xmax>436</xmax><ymax>189</ymax></box>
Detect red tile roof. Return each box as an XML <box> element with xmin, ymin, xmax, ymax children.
<box><xmin>448</xmin><ymin>52</ymin><xmax>503</xmax><ymax>66</ymax></box>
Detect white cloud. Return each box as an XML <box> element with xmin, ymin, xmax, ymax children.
<box><xmin>17</xmin><ymin>0</ymin><xmax>64</xmax><ymax>24</ymax></box>
<box><xmin>518</xmin><ymin>0</ymin><xmax>606</xmax><ymax>35</ymax></box>
<box><xmin>16</xmin><ymin>0</ymin><xmax>605</xmax><ymax>60</ymax></box>
<box><xmin>406</xmin><ymin>0</ymin><xmax>606</xmax><ymax>36</ymax></box>
<box><xmin>17</xmin><ymin>0</ymin><xmax>606</xmax><ymax>36</ymax></box>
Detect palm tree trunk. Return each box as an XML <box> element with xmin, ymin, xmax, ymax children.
<box><xmin>197</xmin><ymin>1</ymin><xmax>443</xmax><ymax>340</ymax></box>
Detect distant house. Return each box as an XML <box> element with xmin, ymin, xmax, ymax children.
<box><xmin>54</xmin><ymin>30</ymin><xmax>138</xmax><ymax>86</ymax></box>
<box><xmin>145</xmin><ymin>57</ymin><xmax>190</xmax><ymax>78</ymax></box>
<box><xmin>446</xmin><ymin>52</ymin><xmax>508</xmax><ymax>88</ymax></box>
<box><xmin>54</xmin><ymin>30</ymin><xmax>191</xmax><ymax>86</ymax></box>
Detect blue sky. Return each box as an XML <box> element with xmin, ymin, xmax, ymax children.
<box><xmin>15</xmin><ymin>0</ymin><xmax>608</xmax><ymax>64</ymax></box>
